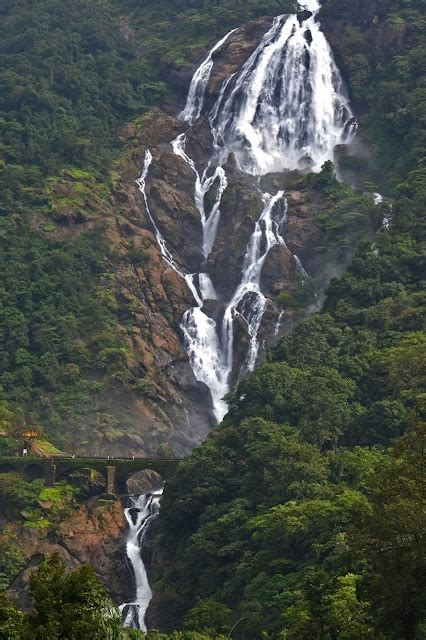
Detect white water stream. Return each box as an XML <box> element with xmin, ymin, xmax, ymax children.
<box><xmin>120</xmin><ymin>490</ymin><xmax>163</xmax><ymax>631</ymax></box>
<box><xmin>180</xmin><ymin>29</ymin><xmax>238</xmax><ymax>125</ymax></box>
<box><xmin>137</xmin><ymin>2</ymin><xmax>356</xmax><ymax>422</ymax></box>
<box><xmin>211</xmin><ymin>2</ymin><xmax>355</xmax><ymax>173</ymax></box>
<box><xmin>126</xmin><ymin>5</ymin><xmax>357</xmax><ymax>629</ymax></box>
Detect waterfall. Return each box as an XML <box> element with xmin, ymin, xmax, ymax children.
<box><xmin>120</xmin><ymin>490</ymin><xmax>163</xmax><ymax>631</ymax></box>
<box><xmin>181</xmin><ymin>306</ymin><xmax>229</xmax><ymax>421</ymax></box>
<box><xmin>373</xmin><ymin>192</ymin><xmax>392</xmax><ymax>229</ymax></box>
<box><xmin>136</xmin><ymin>150</ymin><xmax>205</xmax><ymax>307</ymax></box>
<box><xmin>136</xmin><ymin>151</ymin><xmax>185</xmax><ymax>279</ymax></box>
<box><xmin>211</xmin><ymin>8</ymin><xmax>355</xmax><ymax>174</ymax></box>
<box><xmin>294</xmin><ymin>255</ymin><xmax>309</xmax><ymax>278</ymax></box>
<box><xmin>180</xmin><ymin>29</ymin><xmax>237</xmax><ymax>125</ymax></box>
<box><xmin>137</xmin><ymin>4</ymin><xmax>356</xmax><ymax>423</ymax></box>
<box><xmin>274</xmin><ymin>310</ymin><xmax>285</xmax><ymax>337</ymax></box>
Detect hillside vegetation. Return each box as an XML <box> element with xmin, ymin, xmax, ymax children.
<box><xmin>0</xmin><ymin>0</ymin><xmax>424</xmax><ymax>637</ymax></box>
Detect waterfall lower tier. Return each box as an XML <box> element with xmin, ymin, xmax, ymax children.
<box><xmin>120</xmin><ymin>491</ymin><xmax>162</xmax><ymax>631</ymax></box>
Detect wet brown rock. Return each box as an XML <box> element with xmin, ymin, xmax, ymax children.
<box><xmin>9</xmin><ymin>499</ymin><xmax>130</xmax><ymax>609</ymax></box>
<box><xmin>261</xmin><ymin>244</ymin><xmax>296</xmax><ymax>296</ymax></box>
<box><xmin>208</xmin><ymin>19</ymin><xmax>272</xmax><ymax>96</ymax></box>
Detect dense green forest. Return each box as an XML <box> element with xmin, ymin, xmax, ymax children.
<box><xmin>0</xmin><ymin>0</ymin><xmax>425</xmax><ymax>637</ymax></box>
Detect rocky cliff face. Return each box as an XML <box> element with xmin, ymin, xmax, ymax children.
<box><xmin>39</xmin><ymin>16</ymin><xmax>358</xmax><ymax>456</ymax></box>
<box><xmin>4</xmin><ymin>498</ymin><xmax>129</xmax><ymax>609</ymax></box>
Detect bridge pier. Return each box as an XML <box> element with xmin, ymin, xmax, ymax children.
<box><xmin>44</xmin><ymin>461</ymin><xmax>56</xmax><ymax>487</ymax></box>
<box><xmin>106</xmin><ymin>466</ymin><xmax>116</xmax><ymax>494</ymax></box>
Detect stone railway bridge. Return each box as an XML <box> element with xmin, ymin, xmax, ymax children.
<box><xmin>0</xmin><ymin>457</ymin><xmax>181</xmax><ymax>494</ymax></box>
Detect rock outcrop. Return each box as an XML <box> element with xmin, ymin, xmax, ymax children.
<box><xmin>5</xmin><ymin>498</ymin><xmax>129</xmax><ymax>609</ymax></box>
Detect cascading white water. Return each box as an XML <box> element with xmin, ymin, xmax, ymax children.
<box><xmin>221</xmin><ymin>192</ymin><xmax>287</xmax><ymax>377</ymax></box>
<box><xmin>172</xmin><ymin>134</ymin><xmax>228</xmax><ymax>258</ymax></box>
<box><xmin>274</xmin><ymin>310</ymin><xmax>285</xmax><ymax>337</ymax></box>
<box><xmin>179</xmin><ymin>191</ymin><xmax>288</xmax><ymax>419</ymax></box>
<box><xmin>137</xmin><ymin>151</ymin><xmax>185</xmax><ymax>279</ymax></box>
<box><xmin>294</xmin><ymin>255</ymin><xmax>308</xmax><ymax>278</ymax></box>
<box><xmin>180</xmin><ymin>29</ymin><xmax>237</xmax><ymax>125</ymax></box>
<box><xmin>137</xmin><ymin>4</ymin><xmax>356</xmax><ymax>423</ymax></box>
<box><xmin>120</xmin><ymin>491</ymin><xmax>163</xmax><ymax>631</ymax></box>
<box><xmin>136</xmin><ymin>150</ymin><xmax>207</xmax><ymax>307</ymax></box>
<box><xmin>373</xmin><ymin>192</ymin><xmax>392</xmax><ymax>229</ymax></box>
<box><xmin>211</xmin><ymin>6</ymin><xmax>355</xmax><ymax>174</ymax></box>
<box><xmin>181</xmin><ymin>306</ymin><xmax>229</xmax><ymax>420</ymax></box>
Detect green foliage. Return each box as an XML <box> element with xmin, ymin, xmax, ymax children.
<box><xmin>0</xmin><ymin>544</ymin><xmax>25</xmax><ymax>592</ymax></box>
<box><xmin>24</xmin><ymin>554</ymin><xmax>128</xmax><ymax>639</ymax></box>
<box><xmin>184</xmin><ymin>600</ymin><xmax>232</xmax><ymax>634</ymax></box>
<box><xmin>0</xmin><ymin>223</ymin><xmax>131</xmax><ymax>448</ymax></box>
<box><xmin>0</xmin><ymin>473</ymin><xmax>76</xmax><ymax>535</ymax></box>
<box><xmin>350</xmin><ymin>424</ymin><xmax>426</xmax><ymax>640</ymax></box>
<box><xmin>0</xmin><ymin>0</ymin><xmax>303</xmax><ymax>454</ymax></box>
<box><xmin>304</xmin><ymin>162</ymin><xmax>382</xmax><ymax>258</ymax></box>
<box><xmin>0</xmin><ymin>553</ymin><xmax>217</xmax><ymax>639</ymax></box>
<box><xmin>145</xmin><ymin>632</ymin><xmax>226</xmax><ymax>640</ymax></box>
<box><xmin>320</xmin><ymin>0</ymin><xmax>426</xmax><ymax>191</ymax></box>
<box><xmin>0</xmin><ymin>1</ymin><xmax>423</xmax><ymax>638</ymax></box>
<box><xmin>121</xmin><ymin>0</ymin><xmax>297</xmax><ymax>67</ymax></box>
<box><xmin>0</xmin><ymin>474</ymin><xmax>44</xmax><ymax>517</ymax></box>
<box><xmin>0</xmin><ymin>594</ymin><xmax>25</xmax><ymax>640</ymax></box>
<box><xmin>151</xmin><ymin>1</ymin><xmax>426</xmax><ymax>628</ymax></box>
<box><xmin>0</xmin><ymin>0</ymin><xmax>165</xmax><ymax>214</ymax></box>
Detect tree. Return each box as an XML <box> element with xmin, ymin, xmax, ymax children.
<box><xmin>0</xmin><ymin>594</ymin><xmax>26</xmax><ymax>640</ymax></box>
<box><xmin>184</xmin><ymin>600</ymin><xmax>232</xmax><ymax>635</ymax></box>
<box><xmin>25</xmin><ymin>554</ymin><xmax>126</xmax><ymax>640</ymax></box>
<box><xmin>351</xmin><ymin>423</ymin><xmax>426</xmax><ymax>639</ymax></box>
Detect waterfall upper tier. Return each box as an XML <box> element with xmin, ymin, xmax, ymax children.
<box><xmin>209</xmin><ymin>13</ymin><xmax>355</xmax><ymax>174</ymax></box>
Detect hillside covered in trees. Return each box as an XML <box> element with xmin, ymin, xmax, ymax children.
<box><xmin>0</xmin><ymin>0</ymin><xmax>300</xmax><ymax>453</ymax></box>
<box><xmin>0</xmin><ymin>0</ymin><xmax>425</xmax><ymax>638</ymax></box>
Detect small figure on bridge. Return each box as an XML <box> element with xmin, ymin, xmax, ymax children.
<box><xmin>22</xmin><ymin>448</ymin><xmax>28</xmax><ymax>457</ymax></box>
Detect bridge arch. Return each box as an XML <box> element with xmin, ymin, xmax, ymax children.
<box><xmin>0</xmin><ymin>457</ymin><xmax>180</xmax><ymax>493</ymax></box>
<box><xmin>0</xmin><ymin>462</ymin><xmax>17</xmax><ymax>474</ymax></box>
<box><xmin>22</xmin><ymin>462</ymin><xmax>44</xmax><ymax>481</ymax></box>
<box><xmin>113</xmin><ymin>460</ymin><xmax>179</xmax><ymax>495</ymax></box>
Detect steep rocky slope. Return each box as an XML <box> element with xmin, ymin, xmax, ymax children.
<box><xmin>36</xmin><ymin>14</ymin><xmax>376</xmax><ymax>456</ymax></box>
<box><xmin>3</xmin><ymin>498</ymin><xmax>129</xmax><ymax>609</ymax></box>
